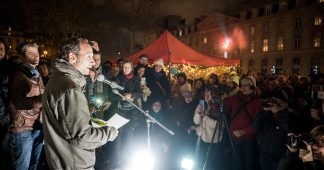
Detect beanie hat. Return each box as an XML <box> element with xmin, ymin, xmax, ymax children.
<box><xmin>229</xmin><ymin>71</ymin><xmax>237</xmax><ymax>77</ymax></box>
<box><xmin>229</xmin><ymin>75</ymin><xmax>240</xmax><ymax>86</ymax></box>
<box><xmin>153</xmin><ymin>58</ymin><xmax>164</xmax><ymax>68</ymax></box>
<box><xmin>242</xmin><ymin>76</ymin><xmax>256</xmax><ymax>88</ymax></box>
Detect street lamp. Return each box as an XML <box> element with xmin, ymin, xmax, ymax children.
<box><xmin>43</xmin><ymin>50</ymin><xmax>48</xmax><ymax>58</ymax></box>
<box><xmin>222</xmin><ymin>39</ymin><xmax>230</xmax><ymax>58</ymax></box>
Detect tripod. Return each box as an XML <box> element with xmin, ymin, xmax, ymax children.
<box><xmin>202</xmin><ymin>104</ymin><xmax>241</xmax><ymax>170</ymax></box>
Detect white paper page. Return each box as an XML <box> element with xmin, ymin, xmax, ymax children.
<box><xmin>106</xmin><ymin>113</ymin><xmax>129</xmax><ymax>129</ymax></box>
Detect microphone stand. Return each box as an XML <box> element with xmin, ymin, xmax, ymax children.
<box><xmin>111</xmin><ymin>89</ymin><xmax>174</xmax><ymax>151</ymax></box>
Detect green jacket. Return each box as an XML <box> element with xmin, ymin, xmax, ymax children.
<box><xmin>42</xmin><ymin>59</ymin><xmax>115</xmax><ymax>170</ymax></box>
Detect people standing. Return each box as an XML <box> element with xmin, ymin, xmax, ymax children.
<box><xmin>42</xmin><ymin>38</ymin><xmax>118</xmax><ymax>170</ymax></box>
<box><xmin>9</xmin><ymin>42</ymin><xmax>44</xmax><ymax>170</ymax></box>
<box><xmin>146</xmin><ymin>58</ymin><xmax>171</xmax><ymax>107</ymax></box>
<box><xmin>224</xmin><ymin>76</ymin><xmax>263</xmax><ymax>170</ymax></box>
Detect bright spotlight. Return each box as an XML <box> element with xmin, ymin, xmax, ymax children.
<box><xmin>96</xmin><ymin>98</ymin><xmax>103</xmax><ymax>105</ymax></box>
<box><xmin>181</xmin><ymin>157</ymin><xmax>194</xmax><ymax>170</ymax></box>
<box><xmin>126</xmin><ymin>150</ymin><xmax>155</xmax><ymax>170</ymax></box>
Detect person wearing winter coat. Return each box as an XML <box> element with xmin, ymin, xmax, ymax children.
<box><xmin>42</xmin><ymin>38</ymin><xmax>118</xmax><ymax>170</ymax></box>
<box><xmin>194</xmin><ymin>86</ymin><xmax>226</xmax><ymax>170</ymax></box>
<box><xmin>146</xmin><ymin>58</ymin><xmax>171</xmax><ymax>107</ymax></box>
<box><xmin>224</xmin><ymin>76</ymin><xmax>263</xmax><ymax>170</ymax></box>
<box><xmin>8</xmin><ymin>42</ymin><xmax>44</xmax><ymax>170</ymax></box>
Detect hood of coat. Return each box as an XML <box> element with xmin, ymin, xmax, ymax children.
<box><xmin>50</xmin><ymin>58</ymin><xmax>86</xmax><ymax>88</ymax></box>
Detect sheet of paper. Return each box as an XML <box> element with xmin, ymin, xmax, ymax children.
<box><xmin>106</xmin><ymin>113</ymin><xmax>129</xmax><ymax>129</ymax></box>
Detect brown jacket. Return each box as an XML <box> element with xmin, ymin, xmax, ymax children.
<box><xmin>9</xmin><ymin>64</ymin><xmax>44</xmax><ymax>133</ymax></box>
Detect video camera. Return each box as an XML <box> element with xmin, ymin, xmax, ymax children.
<box><xmin>287</xmin><ymin>133</ymin><xmax>315</xmax><ymax>150</ymax></box>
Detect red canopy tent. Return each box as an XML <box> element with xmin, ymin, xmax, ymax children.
<box><xmin>128</xmin><ymin>31</ymin><xmax>240</xmax><ymax>66</ymax></box>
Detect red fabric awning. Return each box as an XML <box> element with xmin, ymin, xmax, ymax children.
<box><xmin>128</xmin><ymin>31</ymin><xmax>240</xmax><ymax>66</ymax></box>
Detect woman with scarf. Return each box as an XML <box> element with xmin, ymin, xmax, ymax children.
<box><xmin>146</xmin><ymin>58</ymin><xmax>171</xmax><ymax>108</ymax></box>
<box><xmin>112</xmin><ymin>60</ymin><xmax>143</xmax><ymax>165</ymax></box>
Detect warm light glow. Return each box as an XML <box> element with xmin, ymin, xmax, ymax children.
<box><xmin>43</xmin><ymin>50</ymin><xmax>48</xmax><ymax>57</ymax></box>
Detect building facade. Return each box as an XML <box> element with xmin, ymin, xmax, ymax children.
<box><xmin>170</xmin><ymin>0</ymin><xmax>324</xmax><ymax>75</ymax></box>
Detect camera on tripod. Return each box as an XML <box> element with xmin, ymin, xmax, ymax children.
<box><xmin>287</xmin><ymin>133</ymin><xmax>315</xmax><ymax>150</ymax></box>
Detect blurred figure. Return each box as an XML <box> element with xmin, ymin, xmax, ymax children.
<box><xmin>134</xmin><ymin>54</ymin><xmax>150</xmax><ymax>77</ymax></box>
<box><xmin>136</xmin><ymin>65</ymin><xmax>151</xmax><ymax>109</ymax></box>
<box><xmin>9</xmin><ymin>42</ymin><xmax>44</xmax><ymax>170</ymax></box>
<box><xmin>193</xmin><ymin>78</ymin><xmax>206</xmax><ymax>100</ymax></box>
<box><xmin>206</xmin><ymin>73</ymin><xmax>219</xmax><ymax>89</ymax></box>
<box><xmin>91</xmin><ymin>43</ymin><xmax>112</xmax><ymax>120</ymax></box>
<box><xmin>38</xmin><ymin>62</ymin><xmax>50</xmax><ymax>85</ymax></box>
<box><xmin>0</xmin><ymin>38</ymin><xmax>11</xmax><ymax>170</ymax></box>
<box><xmin>174</xmin><ymin>90</ymin><xmax>198</xmax><ymax>160</ymax></box>
<box><xmin>254</xmin><ymin>97</ymin><xmax>299</xmax><ymax>170</ymax></box>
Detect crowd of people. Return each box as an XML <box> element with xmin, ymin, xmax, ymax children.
<box><xmin>1</xmin><ymin>37</ymin><xmax>324</xmax><ymax>170</ymax></box>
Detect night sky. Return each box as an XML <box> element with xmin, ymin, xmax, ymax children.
<box><xmin>0</xmin><ymin>0</ymin><xmax>260</xmax><ymax>58</ymax></box>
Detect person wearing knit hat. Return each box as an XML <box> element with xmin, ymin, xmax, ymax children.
<box><xmin>224</xmin><ymin>75</ymin><xmax>240</xmax><ymax>99</ymax></box>
<box><xmin>241</xmin><ymin>76</ymin><xmax>256</xmax><ymax>88</ymax></box>
<box><xmin>229</xmin><ymin>75</ymin><xmax>240</xmax><ymax>86</ymax></box>
<box><xmin>153</xmin><ymin>58</ymin><xmax>164</xmax><ymax>68</ymax></box>
<box><xmin>224</xmin><ymin>75</ymin><xmax>262</xmax><ymax>170</ymax></box>
<box><xmin>229</xmin><ymin>71</ymin><xmax>237</xmax><ymax>77</ymax></box>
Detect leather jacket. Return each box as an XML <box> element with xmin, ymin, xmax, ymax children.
<box><xmin>9</xmin><ymin>64</ymin><xmax>44</xmax><ymax>133</ymax></box>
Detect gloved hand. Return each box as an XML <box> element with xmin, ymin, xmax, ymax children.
<box><xmin>107</xmin><ymin>126</ymin><xmax>118</xmax><ymax>141</ymax></box>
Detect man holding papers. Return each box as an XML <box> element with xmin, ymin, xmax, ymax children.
<box><xmin>42</xmin><ymin>38</ymin><xmax>118</xmax><ymax>170</ymax></box>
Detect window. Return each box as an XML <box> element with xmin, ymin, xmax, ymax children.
<box><xmin>261</xmin><ymin>59</ymin><xmax>268</xmax><ymax>67</ymax></box>
<box><xmin>250</xmin><ymin>27</ymin><xmax>255</xmax><ymax>36</ymax></box>
<box><xmin>240</xmin><ymin>12</ymin><xmax>246</xmax><ymax>21</ymax></box>
<box><xmin>250</xmin><ymin>40</ymin><xmax>255</xmax><ymax>53</ymax></box>
<box><xmin>280</xmin><ymin>3</ymin><xmax>287</xmax><ymax>12</ymax></box>
<box><xmin>265</xmin><ymin>7</ymin><xmax>272</xmax><ymax>16</ymax></box>
<box><xmin>279</xmin><ymin>22</ymin><xmax>284</xmax><ymax>33</ymax></box>
<box><xmin>263</xmin><ymin>23</ymin><xmax>269</xmax><ymax>35</ymax></box>
<box><xmin>295</xmin><ymin>17</ymin><xmax>301</xmax><ymax>29</ymax></box>
<box><xmin>263</xmin><ymin>39</ymin><xmax>269</xmax><ymax>52</ymax></box>
<box><xmin>277</xmin><ymin>37</ymin><xmax>284</xmax><ymax>51</ymax></box>
<box><xmin>276</xmin><ymin>58</ymin><xmax>283</xmax><ymax>66</ymax></box>
<box><xmin>314</xmin><ymin>37</ymin><xmax>321</xmax><ymax>47</ymax></box>
<box><xmin>296</xmin><ymin>0</ymin><xmax>304</xmax><ymax>8</ymax></box>
<box><xmin>293</xmin><ymin>57</ymin><xmax>301</xmax><ymax>66</ymax></box>
<box><xmin>295</xmin><ymin>35</ymin><xmax>300</xmax><ymax>49</ymax></box>
<box><xmin>203</xmin><ymin>37</ymin><xmax>207</xmax><ymax>44</ymax></box>
<box><xmin>315</xmin><ymin>16</ymin><xmax>322</xmax><ymax>26</ymax></box>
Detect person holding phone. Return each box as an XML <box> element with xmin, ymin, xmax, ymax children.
<box><xmin>193</xmin><ymin>86</ymin><xmax>225</xmax><ymax>170</ymax></box>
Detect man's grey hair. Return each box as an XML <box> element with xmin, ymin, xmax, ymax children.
<box><xmin>16</xmin><ymin>42</ymin><xmax>39</xmax><ymax>56</ymax></box>
<box><xmin>58</xmin><ymin>38</ymin><xmax>89</xmax><ymax>60</ymax></box>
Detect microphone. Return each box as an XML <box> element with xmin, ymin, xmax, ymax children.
<box><xmin>96</xmin><ymin>74</ymin><xmax>124</xmax><ymax>90</ymax></box>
